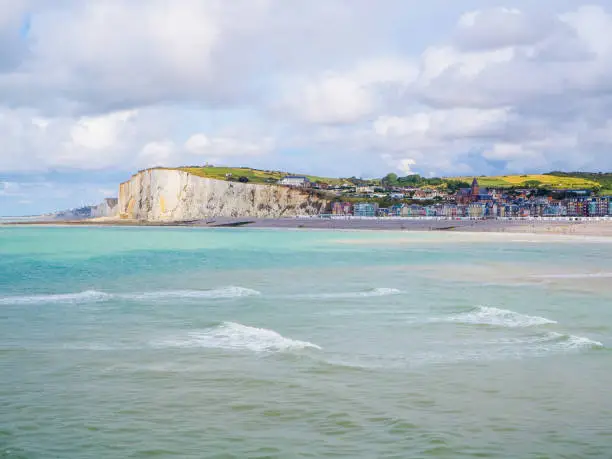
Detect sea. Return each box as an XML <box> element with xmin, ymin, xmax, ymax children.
<box><xmin>1</xmin><ymin>226</ymin><xmax>611</xmax><ymax>458</ymax></box>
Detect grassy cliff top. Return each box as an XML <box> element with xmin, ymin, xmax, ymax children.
<box><xmin>178</xmin><ymin>166</ymin><xmax>345</xmax><ymax>185</ymax></box>
<box><xmin>158</xmin><ymin>167</ymin><xmax>610</xmax><ymax>193</ymax></box>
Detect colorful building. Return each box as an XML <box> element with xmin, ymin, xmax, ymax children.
<box><xmin>468</xmin><ymin>203</ymin><xmax>486</xmax><ymax>218</ymax></box>
<box><xmin>389</xmin><ymin>204</ymin><xmax>404</xmax><ymax>216</ymax></box>
<box><xmin>353</xmin><ymin>202</ymin><xmax>379</xmax><ymax>217</ymax></box>
<box><xmin>587</xmin><ymin>198</ymin><xmax>609</xmax><ymax>217</ymax></box>
<box><xmin>331</xmin><ymin>202</ymin><xmax>353</xmax><ymax>216</ymax></box>
<box><xmin>566</xmin><ymin>199</ymin><xmax>588</xmax><ymax>217</ymax></box>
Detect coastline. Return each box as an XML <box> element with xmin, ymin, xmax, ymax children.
<box><xmin>2</xmin><ymin>217</ymin><xmax>612</xmax><ymax>237</ymax></box>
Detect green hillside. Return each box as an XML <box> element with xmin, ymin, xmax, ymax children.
<box><xmin>173</xmin><ymin>167</ymin><xmax>610</xmax><ymax>194</ymax></box>
<box><xmin>453</xmin><ymin>174</ymin><xmax>601</xmax><ymax>190</ymax></box>
<box><xmin>545</xmin><ymin>172</ymin><xmax>612</xmax><ymax>195</ymax></box>
<box><xmin>179</xmin><ymin>166</ymin><xmax>345</xmax><ymax>185</ymax></box>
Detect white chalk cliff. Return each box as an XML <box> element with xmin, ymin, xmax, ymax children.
<box><xmin>91</xmin><ymin>198</ymin><xmax>119</xmax><ymax>218</ymax></box>
<box><xmin>118</xmin><ymin>168</ymin><xmax>328</xmax><ymax>221</ymax></box>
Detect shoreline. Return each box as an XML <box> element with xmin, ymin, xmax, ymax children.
<box><xmin>2</xmin><ymin>217</ymin><xmax>612</xmax><ymax>237</ymax></box>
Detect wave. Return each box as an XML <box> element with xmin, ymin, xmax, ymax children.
<box><xmin>532</xmin><ymin>272</ymin><xmax>612</xmax><ymax>280</ymax></box>
<box><xmin>0</xmin><ymin>287</ymin><xmax>261</xmax><ymax>305</ymax></box>
<box><xmin>120</xmin><ymin>286</ymin><xmax>261</xmax><ymax>301</ymax></box>
<box><xmin>0</xmin><ymin>290</ymin><xmax>112</xmax><ymax>305</ymax></box>
<box><xmin>324</xmin><ymin>331</ymin><xmax>604</xmax><ymax>370</ymax></box>
<box><xmin>542</xmin><ymin>332</ymin><xmax>604</xmax><ymax>350</ymax></box>
<box><xmin>357</xmin><ymin>288</ymin><xmax>402</xmax><ymax>297</ymax></box>
<box><xmin>296</xmin><ymin>288</ymin><xmax>402</xmax><ymax>299</ymax></box>
<box><xmin>491</xmin><ymin>331</ymin><xmax>603</xmax><ymax>349</ymax></box>
<box><xmin>155</xmin><ymin>322</ymin><xmax>321</xmax><ymax>353</ymax></box>
<box><xmin>439</xmin><ymin>306</ymin><xmax>557</xmax><ymax>328</ymax></box>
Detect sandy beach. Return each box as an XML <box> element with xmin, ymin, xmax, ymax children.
<box><xmin>3</xmin><ymin>216</ymin><xmax>612</xmax><ymax>237</ymax></box>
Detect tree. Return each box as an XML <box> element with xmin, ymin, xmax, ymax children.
<box><xmin>445</xmin><ymin>180</ymin><xmax>470</xmax><ymax>193</ymax></box>
<box><xmin>382</xmin><ymin>173</ymin><xmax>399</xmax><ymax>186</ymax></box>
<box><xmin>523</xmin><ymin>180</ymin><xmax>542</xmax><ymax>188</ymax></box>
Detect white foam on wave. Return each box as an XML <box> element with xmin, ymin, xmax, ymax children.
<box><xmin>358</xmin><ymin>288</ymin><xmax>402</xmax><ymax>297</ymax></box>
<box><xmin>298</xmin><ymin>288</ymin><xmax>402</xmax><ymax>299</ymax></box>
<box><xmin>0</xmin><ymin>290</ymin><xmax>112</xmax><ymax>305</ymax></box>
<box><xmin>532</xmin><ymin>272</ymin><xmax>612</xmax><ymax>280</ymax></box>
<box><xmin>121</xmin><ymin>286</ymin><xmax>261</xmax><ymax>301</ymax></box>
<box><xmin>447</xmin><ymin>332</ymin><xmax>604</xmax><ymax>362</ymax></box>
<box><xmin>325</xmin><ymin>331</ymin><xmax>604</xmax><ymax>370</ymax></box>
<box><xmin>491</xmin><ymin>331</ymin><xmax>603</xmax><ymax>349</ymax></box>
<box><xmin>156</xmin><ymin>322</ymin><xmax>321</xmax><ymax>353</ymax></box>
<box><xmin>440</xmin><ymin>306</ymin><xmax>557</xmax><ymax>328</ymax></box>
<box><xmin>0</xmin><ymin>286</ymin><xmax>260</xmax><ymax>305</ymax></box>
<box><xmin>543</xmin><ymin>332</ymin><xmax>604</xmax><ymax>350</ymax></box>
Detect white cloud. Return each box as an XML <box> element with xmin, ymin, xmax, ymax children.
<box><xmin>1</xmin><ymin>1</ymin><xmax>612</xmax><ymax>185</ymax></box>
<box><xmin>279</xmin><ymin>74</ymin><xmax>376</xmax><ymax>124</ymax></box>
<box><xmin>374</xmin><ymin>107</ymin><xmax>511</xmax><ymax>144</ymax></box>
<box><xmin>0</xmin><ymin>109</ymin><xmax>142</xmax><ymax>171</ymax></box>
<box><xmin>68</xmin><ymin>110</ymin><xmax>136</xmax><ymax>151</ymax></box>
<box><xmin>185</xmin><ymin>133</ymin><xmax>274</xmax><ymax>159</ymax></box>
<box><xmin>139</xmin><ymin>140</ymin><xmax>178</xmax><ymax>167</ymax></box>
<box><xmin>454</xmin><ymin>8</ymin><xmax>554</xmax><ymax>51</ymax></box>
<box><xmin>184</xmin><ymin>134</ymin><xmax>212</xmax><ymax>156</ymax></box>
<box><xmin>278</xmin><ymin>56</ymin><xmax>417</xmax><ymax>125</ymax></box>
<box><xmin>365</xmin><ymin>4</ymin><xmax>612</xmax><ymax>175</ymax></box>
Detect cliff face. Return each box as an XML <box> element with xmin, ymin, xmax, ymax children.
<box><xmin>91</xmin><ymin>198</ymin><xmax>119</xmax><ymax>218</ymax></box>
<box><xmin>118</xmin><ymin>168</ymin><xmax>328</xmax><ymax>221</ymax></box>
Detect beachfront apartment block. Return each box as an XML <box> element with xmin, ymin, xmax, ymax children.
<box><xmin>468</xmin><ymin>203</ymin><xmax>487</xmax><ymax>218</ymax></box>
<box><xmin>353</xmin><ymin>202</ymin><xmax>379</xmax><ymax>217</ymax></box>
<box><xmin>588</xmin><ymin>198</ymin><xmax>609</xmax><ymax>217</ymax></box>
<box><xmin>566</xmin><ymin>199</ymin><xmax>588</xmax><ymax>217</ymax></box>
<box><xmin>331</xmin><ymin>202</ymin><xmax>353</xmax><ymax>216</ymax></box>
<box><xmin>543</xmin><ymin>204</ymin><xmax>566</xmax><ymax>217</ymax></box>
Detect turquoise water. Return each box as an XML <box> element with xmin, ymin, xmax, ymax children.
<box><xmin>1</xmin><ymin>227</ymin><xmax>611</xmax><ymax>458</ymax></box>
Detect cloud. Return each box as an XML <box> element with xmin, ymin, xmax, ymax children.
<box><xmin>454</xmin><ymin>8</ymin><xmax>556</xmax><ymax>51</ymax></box>
<box><xmin>0</xmin><ymin>108</ymin><xmax>144</xmax><ymax>171</ymax></box>
<box><xmin>0</xmin><ymin>0</ymin><xmax>30</xmax><ymax>71</ymax></box>
<box><xmin>279</xmin><ymin>74</ymin><xmax>376</xmax><ymax>124</ymax></box>
<box><xmin>278</xmin><ymin>57</ymin><xmax>417</xmax><ymax>124</ymax></box>
<box><xmin>0</xmin><ymin>105</ymin><xmax>276</xmax><ymax>173</ymax></box>
<box><xmin>368</xmin><ymin>4</ymin><xmax>612</xmax><ymax>175</ymax></box>
<box><xmin>1</xmin><ymin>0</ymin><xmax>612</xmax><ymax>205</ymax></box>
<box><xmin>0</xmin><ymin>0</ymin><xmax>410</xmax><ymax>115</ymax></box>
<box><xmin>139</xmin><ymin>140</ymin><xmax>178</xmax><ymax>167</ymax></box>
<box><xmin>185</xmin><ymin>133</ymin><xmax>274</xmax><ymax>161</ymax></box>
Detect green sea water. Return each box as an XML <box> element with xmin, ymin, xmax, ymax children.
<box><xmin>1</xmin><ymin>227</ymin><xmax>611</xmax><ymax>458</ymax></box>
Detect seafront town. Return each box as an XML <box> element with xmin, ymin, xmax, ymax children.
<box><xmin>10</xmin><ymin>170</ymin><xmax>612</xmax><ymax>224</ymax></box>
<box><xmin>281</xmin><ymin>176</ymin><xmax>612</xmax><ymax>219</ymax></box>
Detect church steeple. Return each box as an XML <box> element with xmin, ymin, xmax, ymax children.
<box><xmin>471</xmin><ymin>178</ymin><xmax>480</xmax><ymax>200</ymax></box>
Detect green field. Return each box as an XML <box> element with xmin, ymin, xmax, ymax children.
<box><xmin>172</xmin><ymin>167</ymin><xmax>610</xmax><ymax>194</ymax></box>
<box><xmin>453</xmin><ymin>174</ymin><xmax>601</xmax><ymax>190</ymax></box>
<box><xmin>179</xmin><ymin>166</ymin><xmax>344</xmax><ymax>185</ymax></box>
<box><xmin>545</xmin><ymin>172</ymin><xmax>612</xmax><ymax>195</ymax></box>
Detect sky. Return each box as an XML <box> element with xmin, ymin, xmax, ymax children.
<box><xmin>1</xmin><ymin>0</ymin><xmax>612</xmax><ymax>215</ymax></box>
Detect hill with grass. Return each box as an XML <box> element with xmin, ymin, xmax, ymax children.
<box><xmin>545</xmin><ymin>172</ymin><xmax>612</xmax><ymax>195</ymax></box>
<box><xmin>168</xmin><ymin>166</ymin><xmax>610</xmax><ymax>194</ymax></box>
<box><xmin>452</xmin><ymin>174</ymin><xmax>602</xmax><ymax>190</ymax></box>
<box><xmin>179</xmin><ymin>166</ymin><xmax>345</xmax><ymax>185</ymax></box>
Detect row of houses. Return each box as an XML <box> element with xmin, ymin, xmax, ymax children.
<box><xmin>331</xmin><ymin>197</ymin><xmax>612</xmax><ymax>218</ymax></box>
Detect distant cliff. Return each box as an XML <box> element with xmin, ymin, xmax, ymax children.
<box><xmin>91</xmin><ymin>198</ymin><xmax>119</xmax><ymax>218</ymax></box>
<box><xmin>118</xmin><ymin>168</ymin><xmax>328</xmax><ymax>221</ymax></box>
